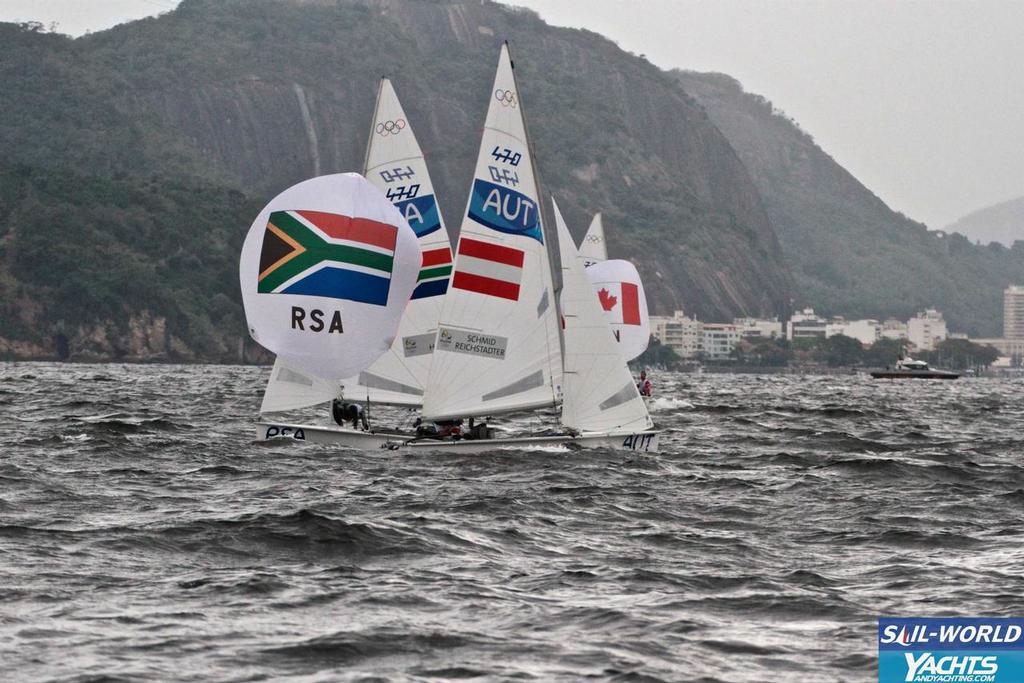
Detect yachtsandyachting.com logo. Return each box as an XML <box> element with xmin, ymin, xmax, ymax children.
<box><xmin>879</xmin><ymin>618</ymin><xmax>1024</xmax><ymax>683</ymax></box>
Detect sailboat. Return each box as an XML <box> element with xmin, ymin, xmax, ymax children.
<box><xmin>552</xmin><ymin>199</ymin><xmax>655</xmax><ymax>443</ymax></box>
<box><xmin>240</xmin><ymin>172</ymin><xmax>424</xmax><ymax>449</ymax></box>
<box><xmin>249</xmin><ymin>44</ymin><xmax>659</xmax><ymax>453</ymax></box>
<box><xmin>259</xmin><ymin>78</ymin><xmax>452</xmax><ymax>414</ymax></box>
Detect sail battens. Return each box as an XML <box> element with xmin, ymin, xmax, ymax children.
<box><xmin>356</xmin><ymin>372</ymin><xmax>424</xmax><ymax>397</ymax></box>
<box><xmin>481</xmin><ymin>371</ymin><xmax>545</xmax><ymax>402</ymax></box>
<box><xmin>537</xmin><ymin>290</ymin><xmax>549</xmax><ymax>316</ymax></box>
<box><xmin>598</xmin><ymin>383</ymin><xmax>637</xmax><ymax>411</ymax></box>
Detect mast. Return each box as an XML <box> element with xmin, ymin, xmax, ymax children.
<box><xmin>512</xmin><ymin>40</ymin><xmax>565</xmax><ymax>406</ymax></box>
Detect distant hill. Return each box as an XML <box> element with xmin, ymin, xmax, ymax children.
<box><xmin>674</xmin><ymin>71</ymin><xmax>1024</xmax><ymax>337</ymax></box>
<box><xmin>0</xmin><ymin>0</ymin><xmax>792</xmax><ymax>361</ymax></box>
<box><xmin>947</xmin><ymin>196</ymin><xmax>1024</xmax><ymax>247</ymax></box>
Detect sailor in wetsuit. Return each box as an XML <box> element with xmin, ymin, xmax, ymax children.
<box><xmin>332</xmin><ymin>397</ymin><xmax>368</xmax><ymax>431</ymax></box>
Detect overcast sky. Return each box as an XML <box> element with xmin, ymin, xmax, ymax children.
<box><xmin>3</xmin><ymin>0</ymin><xmax>1022</xmax><ymax>229</ymax></box>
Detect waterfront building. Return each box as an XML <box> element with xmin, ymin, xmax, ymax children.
<box><xmin>733</xmin><ymin>317</ymin><xmax>784</xmax><ymax>340</ymax></box>
<box><xmin>701</xmin><ymin>323</ymin><xmax>741</xmax><ymax>360</ymax></box>
<box><xmin>649</xmin><ymin>310</ymin><xmax>702</xmax><ymax>359</ymax></box>
<box><xmin>971</xmin><ymin>337</ymin><xmax>1024</xmax><ymax>366</ymax></box>
<box><xmin>879</xmin><ymin>318</ymin><xmax>909</xmax><ymax>342</ymax></box>
<box><xmin>907</xmin><ymin>309</ymin><xmax>948</xmax><ymax>351</ymax></box>
<box><xmin>1005</xmin><ymin>285</ymin><xmax>1024</xmax><ymax>339</ymax></box>
<box><xmin>788</xmin><ymin>308</ymin><xmax>827</xmax><ymax>340</ymax></box>
<box><xmin>825</xmin><ymin>318</ymin><xmax>879</xmax><ymax>346</ymax></box>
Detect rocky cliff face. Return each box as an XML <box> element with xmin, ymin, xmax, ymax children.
<box><xmin>136</xmin><ymin>0</ymin><xmax>790</xmax><ymax>319</ymax></box>
<box><xmin>88</xmin><ymin>0</ymin><xmax>794</xmax><ymax>319</ymax></box>
<box><xmin>0</xmin><ymin>0</ymin><xmax>795</xmax><ymax>361</ymax></box>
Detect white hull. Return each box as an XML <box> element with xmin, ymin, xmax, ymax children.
<box><xmin>255</xmin><ymin>422</ymin><xmax>659</xmax><ymax>453</ymax></box>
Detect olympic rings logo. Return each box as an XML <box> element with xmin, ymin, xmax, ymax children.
<box><xmin>375</xmin><ymin>119</ymin><xmax>406</xmax><ymax>136</ymax></box>
<box><xmin>494</xmin><ymin>89</ymin><xmax>517</xmax><ymax>107</ymax></box>
<box><xmin>585</xmin><ymin>235</ymin><xmax>602</xmax><ymax>243</ymax></box>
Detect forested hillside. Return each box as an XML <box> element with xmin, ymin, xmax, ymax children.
<box><xmin>0</xmin><ymin>0</ymin><xmax>792</xmax><ymax>360</ymax></box>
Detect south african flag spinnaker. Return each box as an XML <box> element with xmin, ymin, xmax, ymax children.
<box><xmin>257</xmin><ymin>210</ymin><xmax>397</xmax><ymax>306</ymax></box>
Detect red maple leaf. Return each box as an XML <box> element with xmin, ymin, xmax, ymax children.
<box><xmin>598</xmin><ymin>288</ymin><xmax>617</xmax><ymax>311</ymax></box>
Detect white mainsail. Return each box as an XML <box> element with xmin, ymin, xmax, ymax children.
<box><xmin>262</xmin><ymin>78</ymin><xmax>453</xmax><ymax>410</ymax></box>
<box><xmin>554</xmin><ymin>199</ymin><xmax>652</xmax><ymax>434</ymax></box>
<box><xmin>585</xmin><ymin>259</ymin><xmax>651</xmax><ymax>361</ymax></box>
<box><xmin>338</xmin><ymin>78</ymin><xmax>454</xmax><ymax>404</ymax></box>
<box><xmin>240</xmin><ymin>173</ymin><xmax>421</xmax><ymax>381</ymax></box>
<box><xmin>578</xmin><ymin>213</ymin><xmax>606</xmax><ymax>267</ymax></box>
<box><xmin>421</xmin><ymin>43</ymin><xmax>563</xmax><ymax>421</ymax></box>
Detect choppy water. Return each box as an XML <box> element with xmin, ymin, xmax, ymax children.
<box><xmin>2</xmin><ymin>363</ymin><xmax>1023</xmax><ymax>682</ymax></box>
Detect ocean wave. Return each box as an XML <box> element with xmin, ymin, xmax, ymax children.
<box><xmin>3</xmin><ymin>363</ymin><xmax>1023</xmax><ymax>681</ymax></box>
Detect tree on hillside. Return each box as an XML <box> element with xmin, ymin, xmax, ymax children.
<box><xmin>632</xmin><ymin>337</ymin><xmax>684</xmax><ymax>370</ymax></box>
<box><xmin>863</xmin><ymin>338</ymin><xmax>906</xmax><ymax>367</ymax></box>
<box><xmin>921</xmin><ymin>338</ymin><xmax>1000</xmax><ymax>370</ymax></box>
<box><xmin>820</xmin><ymin>334</ymin><xmax>864</xmax><ymax>367</ymax></box>
<box><xmin>732</xmin><ymin>337</ymin><xmax>791</xmax><ymax>366</ymax></box>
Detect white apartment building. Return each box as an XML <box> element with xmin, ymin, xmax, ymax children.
<box><xmin>733</xmin><ymin>317</ymin><xmax>784</xmax><ymax>340</ymax></box>
<box><xmin>702</xmin><ymin>323</ymin><xmax>741</xmax><ymax>360</ymax></box>
<box><xmin>879</xmin><ymin>318</ymin><xmax>909</xmax><ymax>341</ymax></box>
<box><xmin>907</xmin><ymin>309</ymin><xmax>948</xmax><ymax>351</ymax></box>
<box><xmin>788</xmin><ymin>308</ymin><xmax>827</xmax><ymax>340</ymax></box>
<box><xmin>1005</xmin><ymin>286</ymin><xmax>1024</xmax><ymax>339</ymax></box>
<box><xmin>649</xmin><ymin>310</ymin><xmax>702</xmax><ymax>359</ymax></box>
<box><xmin>972</xmin><ymin>337</ymin><xmax>1024</xmax><ymax>366</ymax></box>
<box><xmin>825</xmin><ymin>318</ymin><xmax>880</xmax><ymax>346</ymax></box>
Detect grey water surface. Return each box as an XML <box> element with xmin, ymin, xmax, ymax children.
<box><xmin>2</xmin><ymin>363</ymin><xmax>1023</xmax><ymax>682</ymax></box>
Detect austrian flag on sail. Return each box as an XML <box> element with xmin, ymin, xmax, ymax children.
<box><xmin>257</xmin><ymin>210</ymin><xmax>398</xmax><ymax>306</ymax></box>
<box><xmin>451</xmin><ymin>237</ymin><xmax>524</xmax><ymax>301</ymax></box>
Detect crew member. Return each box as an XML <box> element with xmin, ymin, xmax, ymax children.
<box><xmin>332</xmin><ymin>397</ymin><xmax>368</xmax><ymax>430</ymax></box>
<box><xmin>637</xmin><ymin>370</ymin><xmax>652</xmax><ymax>397</ymax></box>
<box><xmin>413</xmin><ymin>417</ymin><xmax>463</xmax><ymax>439</ymax></box>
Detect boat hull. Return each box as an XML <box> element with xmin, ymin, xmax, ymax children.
<box><xmin>255</xmin><ymin>422</ymin><xmax>659</xmax><ymax>453</ymax></box>
<box><xmin>869</xmin><ymin>371</ymin><xmax>960</xmax><ymax>380</ymax></box>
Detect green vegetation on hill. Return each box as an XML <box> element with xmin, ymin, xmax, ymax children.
<box><xmin>0</xmin><ymin>1</ymin><xmax>795</xmax><ymax>359</ymax></box>
<box><xmin>675</xmin><ymin>71</ymin><xmax>1024</xmax><ymax>337</ymax></box>
<box><xmin>729</xmin><ymin>335</ymin><xmax>999</xmax><ymax>370</ymax></box>
<box><xmin>0</xmin><ymin>158</ymin><xmax>257</xmax><ymax>359</ymax></box>
<box><xmin>3</xmin><ymin>2</ymin><xmax>1014</xmax><ymax>360</ymax></box>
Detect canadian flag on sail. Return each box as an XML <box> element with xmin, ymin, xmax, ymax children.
<box><xmin>586</xmin><ymin>259</ymin><xmax>650</xmax><ymax>361</ymax></box>
<box><xmin>597</xmin><ymin>282</ymin><xmax>641</xmax><ymax>325</ymax></box>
